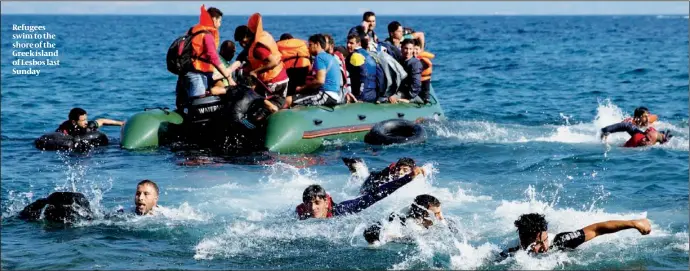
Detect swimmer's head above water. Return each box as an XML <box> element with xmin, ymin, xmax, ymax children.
<box><xmin>135</xmin><ymin>179</ymin><xmax>159</xmax><ymax>215</ymax></box>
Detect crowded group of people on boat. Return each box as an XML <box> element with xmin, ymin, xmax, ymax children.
<box><xmin>44</xmin><ymin>5</ymin><xmax>673</xmax><ymax>150</ymax></box>
<box><xmin>168</xmin><ymin>5</ymin><xmax>435</xmax><ymax>120</ymax></box>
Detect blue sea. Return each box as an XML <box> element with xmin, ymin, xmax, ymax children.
<box><xmin>1</xmin><ymin>14</ymin><xmax>688</xmax><ymax>270</ymax></box>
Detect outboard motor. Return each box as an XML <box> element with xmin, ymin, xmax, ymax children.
<box><xmin>186</xmin><ymin>96</ymin><xmax>225</xmax><ymax>126</ymax></box>
<box><xmin>182</xmin><ymin>95</ymin><xmax>226</xmax><ymax>143</ymax></box>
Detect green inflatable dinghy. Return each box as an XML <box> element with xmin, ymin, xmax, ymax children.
<box><xmin>121</xmin><ymin>87</ymin><xmax>444</xmax><ymax>153</ymax></box>
<box><xmin>120</xmin><ymin>108</ymin><xmax>183</xmax><ymax>150</ymax></box>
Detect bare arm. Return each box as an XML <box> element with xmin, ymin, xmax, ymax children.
<box><xmin>582</xmin><ymin>218</ymin><xmax>651</xmax><ymax>242</ymax></box>
<box><xmin>95</xmin><ymin>118</ymin><xmax>124</xmax><ymax>127</ymax></box>
<box><xmin>251</xmin><ymin>54</ymin><xmax>280</xmax><ymax>75</ymax></box>
<box><xmin>413</xmin><ymin>32</ymin><xmax>425</xmax><ymax>50</ymax></box>
<box><xmin>299</xmin><ymin>69</ymin><xmax>326</xmax><ymax>92</ymax></box>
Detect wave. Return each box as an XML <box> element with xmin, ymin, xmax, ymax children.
<box><xmin>427</xmin><ymin>99</ymin><xmax>689</xmax><ymax>151</ymax></box>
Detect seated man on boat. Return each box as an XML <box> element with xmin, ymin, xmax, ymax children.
<box><xmin>345</xmin><ymin>33</ymin><xmax>379</xmax><ymax>103</ymax></box>
<box><xmin>276</xmin><ymin>33</ymin><xmax>312</xmax><ymax>97</ymax></box>
<box><xmin>56</xmin><ymin>107</ymin><xmax>123</xmax><ymax>136</ymax></box>
<box><xmin>414</xmin><ymin>39</ymin><xmax>434</xmax><ymax>104</ymax></box>
<box><xmin>363</xmin><ymin>194</ymin><xmax>457</xmax><ymax>244</ymax></box>
<box><xmin>388</xmin><ymin>39</ymin><xmax>423</xmax><ymax>104</ymax></box>
<box><xmin>499</xmin><ymin>213</ymin><xmax>651</xmax><ymax>257</ymax></box>
<box><xmin>207</xmin><ymin>40</ymin><xmax>242</xmax><ymax>96</ymax></box>
<box><xmin>348</xmin><ymin>11</ymin><xmax>379</xmax><ymax>52</ymax></box>
<box><xmin>174</xmin><ymin>6</ymin><xmax>236</xmax><ymax>112</ymax></box>
<box><xmin>384</xmin><ymin>21</ymin><xmax>426</xmax><ymax>61</ymax></box>
<box><xmin>342</xmin><ymin>157</ymin><xmax>426</xmax><ymax>195</ymax></box>
<box><xmin>233</xmin><ymin>13</ymin><xmax>290</xmax><ymax>113</ymax></box>
<box><xmin>323</xmin><ymin>33</ymin><xmax>356</xmax><ymax>103</ymax></box>
<box><xmin>283</xmin><ymin>34</ymin><xmax>343</xmax><ymax>108</ymax></box>
<box><xmin>296</xmin><ymin>167</ymin><xmax>424</xmax><ymax>220</ymax></box>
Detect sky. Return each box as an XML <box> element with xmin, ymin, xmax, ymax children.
<box><xmin>1</xmin><ymin>1</ymin><xmax>688</xmax><ymax>16</ymax></box>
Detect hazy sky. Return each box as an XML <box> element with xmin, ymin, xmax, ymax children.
<box><xmin>1</xmin><ymin>1</ymin><xmax>688</xmax><ymax>15</ymax></box>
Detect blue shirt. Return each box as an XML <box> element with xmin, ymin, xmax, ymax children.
<box><xmin>313</xmin><ymin>51</ymin><xmax>342</xmax><ymax>95</ymax></box>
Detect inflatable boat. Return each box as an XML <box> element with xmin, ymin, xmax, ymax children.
<box><xmin>120</xmin><ymin>86</ymin><xmax>444</xmax><ymax>154</ymax></box>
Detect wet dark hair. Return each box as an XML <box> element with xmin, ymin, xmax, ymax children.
<box><xmin>207</xmin><ymin>7</ymin><xmax>223</xmax><ymax>18</ymax></box>
<box><xmin>68</xmin><ymin>107</ymin><xmax>87</xmax><ymax>121</ymax></box>
<box><xmin>401</xmin><ymin>39</ymin><xmax>415</xmax><ymax>48</ymax></box>
<box><xmin>137</xmin><ymin>179</ymin><xmax>159</xmax><ymax>196</ymax></box>
<box><xmin>302</xmin><ymin>184</ymin><xmax>327</xmax><ymax>203</ymax></box>
<box><xmin>396</xmin><ymin>157</ymin><xmax>416</xmax><ymax>169</ymax></box>
<box><xmin>408</xmin><ymin>194</ymin><xmax>440</xmax><ymax>219</ymax></box>
<box><xmin>234</xmin><ymin>25</ymin><xmax>254</xmax><ymax>42</ymax></box>
<box><xmin>308</xmin><ymin>34</ymin><xmax>327</xmax><ymax>49</ymax></box>
<box><xmin>322</xmin><ymin>33</ymin><xmax>335</xmax><ymax>46</ymax></box>
<box><xmin>634</xmin><ymin>107</ymin><xmax>650</xmax><ymax>119</ymax></box>
<box><xmin>363</xmin><ymin>223</ymin><xmax>382</xmax><ymax>244</ymax></box>
<box><xmin>279</xmin><ymin>33</ymin><xmax>293</xmax><ymax>41</ymax></box>
<box><xmin>388</xmin><ymin>21</ymin><xmax>402</xmax><ymax>34</ymax></box>
<box><xmin>514</xmin><ymin>213</ymin><xmax>548</xmax><ymax>248</ymax></box>
<box><xmin>219</xmin><ymin>40</ymin><xmax>236</xmax><ymax>61</ymax></box>
<box><xmin>363</xmin><ymin>11</ymin><xmax>375</xmax><ymax>21</ymax></box>
<box><xmin>346</xmin><ymin>33</ymin><xmax>361</xmax><ymax>44</ymax></box>
<box><xmin>412</xmin><ymin>38</ymin><xmax>422</xmax><ymax>47</ymax></box>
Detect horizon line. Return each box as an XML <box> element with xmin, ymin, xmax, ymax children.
<box><xmin>2</xmin><ymin>13</ymin><xmax>689</xmax><ymax>16</ymax></box>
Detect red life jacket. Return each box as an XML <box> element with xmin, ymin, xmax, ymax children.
<box><xmin>296</xmin><ymin>194</ymin><xmax>334</xmax><ymax>220</ymax></box>
<box><xmin>623</xmin><ymin>127</ymin><xmax>657</xmax><ymax>148</ymax></box>
<box><xmin>332</xmin><ymin>51</ymin><xmax>349</xmax><ymax>89</ymax></box>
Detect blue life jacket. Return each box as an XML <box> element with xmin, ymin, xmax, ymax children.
<box><xmin>354</xmin><ymin>48</ymin><xmax>380</xmax><ymax>102</ymax></box>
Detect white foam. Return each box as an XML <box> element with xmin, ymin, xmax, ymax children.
<box><xmin>427</xmin><ymin>99</ymin><xmax>689</xmax><ymax>150</ymax></box>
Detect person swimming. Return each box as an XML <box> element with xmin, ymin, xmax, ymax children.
<box><xmin>17</xmin><ymin>179</ymin><xmax>162</xmax><ymax>224</ymax></box>
<box><xmin>296</xmin><ymin>165</ymin><xmax>424</xmax><ymax>220</ymax></box>
<box><xmin>342</xmin><ymin>157</ymin><xmax>426</xmax><ymax>195</ymax></box>
<box><xmin>362</xmin><ymin>194</ymin><xmax>458</xmax><ymax>244</ymax></box>
<box><xmin>600</xmin><ymin>106</ymin><xmax>671</xmax><ymax>147</ymax></box>
<box><xmin>500</xmin><ymin>213</ymin><xmax>651</xmax><ymax>257</ymax></box>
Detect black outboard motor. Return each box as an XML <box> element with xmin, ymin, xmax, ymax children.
<box><xmin>183</xmin><ymin>95</ymin><xmax>226</xmax><ymax>143</ymax></box>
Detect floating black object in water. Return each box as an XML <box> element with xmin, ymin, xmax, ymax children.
<box><xmin>364</xmin><ymin>119</ymin><xmax>427</xmax><ymax>145</ymax></box>
<box><xmin>35</xmin><ymin>131</ymin><xmax>109</xmax><ymax>152</ymax></box>
<box><xmin>18</xmin><ymin>192</ymin><xmax>94</xmax><ymax>224</ymax></box>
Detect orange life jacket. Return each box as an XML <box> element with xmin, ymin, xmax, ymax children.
<box><xmin>190</xmin><ymin>5</ymin><xmax>219</xmax><ymax>73</ymax></box>
<box><xmin>418</xmin><ymin>51</ymin><xmax>434</xmax><ymax>82</ymax></box>
<box><xmin>277</xmin><ymin>38</ymin><xmax>311</xmax><ymax>70</ymax></box>
<box><xmin>623</xmin><ymin>114</ymin><xmax>658</xmax><ymax>125</ymax></box>
<box><xmin>247</xmin><ymin>13</ymin><xmax>285</xmax><ymax>83</ymax></box>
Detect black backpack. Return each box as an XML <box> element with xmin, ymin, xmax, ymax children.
<box><xmin>166</xmin><ymin>28</ymin><xmax>211</xmax><ymax>75</ymax></box>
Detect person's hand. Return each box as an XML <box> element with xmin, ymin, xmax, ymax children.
<box><xmin>249</xmin><ymin>70</ymin><xmax>258</xmax><ymax>79</ymax></box>
<box><xmin>412</xmin><ymin>166</ymin><xmax>426</xmax><ymax>177</ymax></box>
<box><xmin>346</xmin><ymin>93</ymin><xmax>358</xmax><ymax>103</ymax></box>
<box><xmin>295</xmin><ymin>86</ymin><xmax>304</xmax><ymax>93</ymax></box>
<box><xmin>361</xmin><ymin>21</ymin><xmax>370</xmax><ymax>30</ymax></box>
<box><xmin>398</xmin><ymin>98</ymin><xmax>410</xmax><ymax>104</ymax></box>
<box><xmin>388</xmin><ymin>96</ymin><xmax>398</xmax><ymax>104</ymax></box>
<box><xmin>632</xmin><ymin>218</ymin><xmax>651</xmax><ymax>235</ymax></box>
